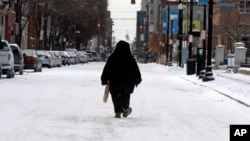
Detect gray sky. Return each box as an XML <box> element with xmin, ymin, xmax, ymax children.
<box><xmin>108</xmin><ymin>0</ymin><xmax>141</xmax><ymax>42</ymax></box>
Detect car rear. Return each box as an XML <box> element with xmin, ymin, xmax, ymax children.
<box><xmin>37</xmin><ymin>51</ymin><xmax>52</xmax><ymax>68</ymax></box>
<box><xmin>0</xmin><ymin>40</ymin><xmax>15</xmax><ymax>78</ymax></box>
<box><xmin>10</xmin><ymin>44</ymin><xmax>24</xmax><ymax>75</ymax></box>
<box><xmin>23</xmin><ymin>49</ymin><xmax>42</xmax><ymax>72</ymax></box>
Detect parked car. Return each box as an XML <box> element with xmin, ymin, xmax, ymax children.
<box><xmin>59</xmin><ymin>51</ymin><xmax>70</xmax><ymax>66</ymax></box>
<box><xmin>86</xmin><ymin>50</ymin><xmax>101</xmax><ymax>61</ymax></box>
<box><xmin>37</xmin><ymin>50</ymin><xmax>53</xmax><ymax>68</ymax></box>
<box><xmin>48</xmin><ymin>51</ymin><xmax>58</xmax><ymax>67</ymax></box>
<box><xmin>0</xmin><ymin>56</ymin><xmax>2</xmax><ymax>78</ymax></box>
<box><xmin>92</xmin><ymin>51</ymin><xmax>101</xmax><ymax>61</ymax></box>
<box><xmin>65</xmin><ymin>48</ymin><xmax>78</xmax><ymax>53</ymax></box>
<box><xmin>0</xmin><ymin>40</ymin><xmax>15</xmax><ymax>78</ymax></box>
<box><xmin>66</xmin><ymin>51</ymin><xmax>77</xmax><ymax>64</ymax></box>
<box><xmin>10</xmin><ymin>43</ymin><xmax>24</xmax><ymax>75</ymax></box>
<box><xmin>85</xmin><ymin>51</ymin><xmax>93</xmax><ymax>62</ymax></box>
<box><xmin>22</xmin><ymin>49</ymin><xmax>42</xmax><ymax>72</ymax></box>
<box><xmin>77</xmin><ymin>51</ymin><xmax>89</xmax><ymax>63</ymax></box>
<box><xmin>49</xmin><ymin>51</ymin><xmax>62</xmax><ymax>67</ymax></box>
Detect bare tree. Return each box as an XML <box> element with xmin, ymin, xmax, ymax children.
<box><xmin>17</xmin><ymin>0</ymin><xmax>108</xmax><ymax>50</ymax></box>
<box><xmin>214</xmin><ymin>4</ymin><xmax>250</xmax><ymax>52</ymax></box>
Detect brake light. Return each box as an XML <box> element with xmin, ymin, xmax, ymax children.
<box><xmin>26</xmin><ymin>56</ymin><xmax>35</xmax><ymax>62</ymax></box>
<box><xmin>8</xmin><ymin>53</ymin><xmax>11</xmax><ymax>60</ymax></box>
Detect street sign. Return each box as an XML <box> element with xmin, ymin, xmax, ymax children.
<box><xmin>162</xmin><ymin>8</ymin><xmax>167</xmax><ymax>34</ymax></box>
<box><xmin>198</xmin><ymin>0</ymin><xmax>207</xmax><ymax>5</ymax></box>
<box><xmin>200</xmin><ymin>30</ymin><xmax>206</xmax><ymax>40</ymax></box>
<box><xmin>178</xmin><ymin>3</ymin><xmax>184</xmax><ymax>10</ymax></box>
<box><xmin>217</xmin><ymin>2</ymin><xmax>235</xmax><ymax>7</ymax></box>
<box><xmin>169</xmin><ymin>8</ymin><xmax>178</xmax><ymax>35</ymax></box>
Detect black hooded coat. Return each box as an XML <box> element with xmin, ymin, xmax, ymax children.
<box><xmin>101</xmin><ymin>41</ymin><xmax>141</xmax><ymax>94</ymax></box>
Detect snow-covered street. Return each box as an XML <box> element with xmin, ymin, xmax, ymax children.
<box><xmin>0</xmin><ymin>62</ymin><xmax>250</xmax><ymax>141</ymax></box>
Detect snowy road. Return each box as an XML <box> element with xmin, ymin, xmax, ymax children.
<box><xmin>0</xmin><ymin>62</ymin><xmax>249</xmax><ymax>141</ymax></box>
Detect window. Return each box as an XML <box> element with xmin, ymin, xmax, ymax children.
<box><xmin>240</xmin><ymin>0</ymin><xmax>250</xmax><ymax>13</ymax></box>
<box><xmin>150</xmin><ymin>10</ymin><xmax>154</xmax><ymax>16</ymax></box>
<box><xmin>246</xmin><ymin>1</ymin><xmax>250</xmax><ymax>12</ymax></box>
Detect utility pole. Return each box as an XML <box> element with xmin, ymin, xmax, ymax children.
<box><xmin>202</xmin><ymin>4</ymin><xmax>207</xmax><ymax>70</ymax></box>
<box><xmin>178</xmin><ymin>0</ymin><xmax>183</xmax><ymax>67</ymax></box>
<box><xmin>203</xmin><ymin>0</ymin><xmax>215</xmax><ymax>81</ymax></box>
<box><xmin>166</xmin><ymin>5</ymin><xmax>170</xmax><ymax>65</ymax></box>
<box><xmin>188</xmin><ymin>0</ymin><xmax>193</xmax><ymax>58</ymax></box>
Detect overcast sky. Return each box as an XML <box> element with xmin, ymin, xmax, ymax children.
<box><xmin>108</xmin><ymin>0</ymin><xmax>141</xmax><ymax>42</ymax></box>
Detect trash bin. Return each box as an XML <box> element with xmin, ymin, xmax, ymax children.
<box><xmin>186</xmin><ymin>59</ymin><xmax>196</xmax><ymax>75</ymax></box>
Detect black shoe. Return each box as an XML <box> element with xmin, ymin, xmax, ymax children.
<box><xmin>123</xmin><ymin>107</ymin><xmax>132</xmax><ymax>117</ymax></box>
<box><xmin>115</xmin><ymin>113</ymin><xmax>121</xmax><ymax>118</ymax></box>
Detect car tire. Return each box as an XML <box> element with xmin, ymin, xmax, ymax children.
<box><xmin>12</xmin><ymin>70</ymin><xmax>15</xmax><ymax>78</ymax></box>
<box><xmin>38</xmin><ymin>66</ymin><xmax>42</xmax><ymax>72</ymax></box>
<box><xmin>34</xmin><ymin>65</ymin><xmax>38</xmax><ymax>72</ymax></box>
<box><xmin>7</xmin><ymin>69</ymin><xmax>13</xmax><ymax>78</ymax></box>
<box><xmin>19</xmin><ymin>68</ymin><xmax>23</xmax><ymax>75</ymax></box>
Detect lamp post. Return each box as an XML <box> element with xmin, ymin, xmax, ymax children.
<box><xmin>75</xmin><ymin>30</ymin><xmax>80</xmax><ymax>50</ymax></box>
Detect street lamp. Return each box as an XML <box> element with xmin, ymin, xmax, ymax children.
<box><xmin>74</xmin><ymin>30</ymin><xmax>80</xmax><ymax>49</ymax></box>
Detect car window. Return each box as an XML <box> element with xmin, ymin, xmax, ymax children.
<box><xmin>0</xmin><ymin>42</ymin><xmax>10</xmax><ymax>51</ymax></box>
<box><xmin>12</xmin><ymin>48</ymin><xmax>19</xmax><ymax>54</ymax></box>
<box><xmin>22</xmin><ymin>50</ymin><xmax>34</xmax><ymax>56</ymax></box>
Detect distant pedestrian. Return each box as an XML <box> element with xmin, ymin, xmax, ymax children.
<box><xmin>101</xmin><ymin>40</ymin><xmax>142</xmax><ymax>118</ymax></box>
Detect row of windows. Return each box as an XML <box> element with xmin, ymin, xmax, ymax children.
<box><xmin>240</xmin><ymin>0</ymin><xmax>250</xmax><ymax>13</ymax></box>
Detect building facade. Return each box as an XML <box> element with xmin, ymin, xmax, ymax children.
<box><xmin>138</xmin><ymin>0</ymin><xmax>250</xmax><ymax>63</ymax></box>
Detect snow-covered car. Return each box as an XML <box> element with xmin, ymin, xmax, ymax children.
<box><xmin>50</xmin><ymin>51</ymin><xmax>62</xmax><ymax>67</ymax></box>
<box><xmin>0</xmin><ymin>40</ymin><xmax>15</xmax><ymax>78</ymax></box>
<box><xmin>22</xmin><ymin>49</ymin><xmax>42</xmax><ymax>72</ymax></box>
<box><xmin>66</xmin><ymin>50</ymin><xmax>78</xmax><ymax>64</ymax></box>
<box><xmin>86</xmin><ymin>50</ymin><xmax>101</xmax><ymax>61</ymax></box>
<box><xmin>47</xmin><ymin>51</ymin><xmax>57</xmax><ymax>67</ymax></box>
<box><xmin>77</xmin><ymin>51</ymin><xmax>89</xmax><ymax>63</ymax></box>
<box><xmin>59</xmin><ymin>51</ymin><xmax>70</xmax><ymax>66</ymax></box>
<box><xmin>10</xmin><ymin>43</ymin><xmax>24</xmax><ymax>75</ymax></box>
<box><xmin>37</xmin><ymin>50</ymin><xmax>53</xmax><ymax>68</ymax></box>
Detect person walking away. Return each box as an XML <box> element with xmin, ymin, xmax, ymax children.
<box><xmin>101</xmin><ymin>40</ymin><xmax>142</xmax><ymax>118</ymax></box>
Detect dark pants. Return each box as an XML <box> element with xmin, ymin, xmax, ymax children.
<box><xmin>110</xmin><ymin>85</ymin><xmax>131</xmax><ymax>113</ymax></box>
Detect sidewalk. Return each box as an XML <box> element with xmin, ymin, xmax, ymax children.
<box><xmin>168</xmin><ymin>65</ymin><xmax>250</xmax><ymax>107</ymax></box>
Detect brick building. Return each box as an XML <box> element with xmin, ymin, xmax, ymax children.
<box><xmin>213</xmin><ymin>0</ymin><xmax>250</xmax><ymax>55</ymax></box>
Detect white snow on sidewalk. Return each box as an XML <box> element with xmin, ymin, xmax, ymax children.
<box><xmin>0</xmin><ymin>62</ymin><xmax>249</xmax><ymax>141</ymax></box>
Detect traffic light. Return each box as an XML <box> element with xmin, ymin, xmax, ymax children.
<box><xmin>139</xmin><ymin>25</ymin><xmax>143</xmax><ymax>32</ymax></box>
<box><xmin>131</xmin><ymin>0</ymin><xmax>135</xmax><ymax>4</ymax></box>
<box><xmin>8</xmin><ymin>29</ymin><xmax>13</xmax><ymax>35</ymax></box>
<box><xmin>69</xmin><ymin>42</ymin><xmax>73</xmax><ymax>47</ymax></box>
<box><xmin>179</xmin><ymin>35</ymin><xmax>187</xmax><ymax>41</ymax></box>
<box><xmin>97</xmin><ymin>23</ymin><xmax>101</xmax><ymax>30</ymax></box>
